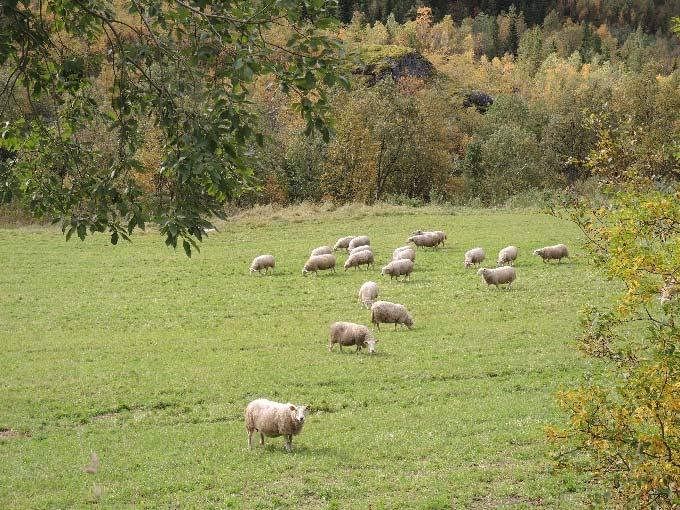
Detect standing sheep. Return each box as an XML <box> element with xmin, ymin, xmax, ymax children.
<box><xmin>393</xmin><ymin>247</ymin><xmax>415</xmax><ymax>262</ymax></box>
<box><xmin>371</xmin><ymin>301</ymin><xmax>414</xmax><ymax>330</ymax></box>
<box><xmin>328</xmin><ymin>322</ymin><xmax>377</xmax><ymax>354</ymax></box>
<box><xmin>311</xmin><ymin>246</ymin><xmax>333</xmax><ymax>257</ymax></box>
<box><xmin>393</xmin><ymin>245</ymin><xmax>412</xmax><ymax>257</ymax></box>
<box><xmin>408</xmin><ymin>233</ymin><xmax>439</xmax><ymax>249</ymax></box>
<box><xmin>350</xmin><ymin>245</ymin><xmax>372</xmax><ymax>255</ymax></box>
<box><xmin>464</xmin><ymin>248</ymin><xmax>486</xmax><ymax>267</ymax></box>
<box><xmin>358</xmin><ymin>281</ymin><xmax>379</xmax><ymax>309</ymax></box>
<box><xmin>302</xmin><ymin>254</ymin><xmax>336</xmax><ymax>276</ymax></box>
<box><xmin>245</xmin><ymin>399</ymin><xmax>309</xmax><ymax>452</ymax></box>
<box><xmin>477</xmin><ymin>266</ymin><xmax>516</xmax><ymax>290</ymax></box>
<box><xmin>250</xmin><ymin>255</ymin><xmax>276</xmax><ymax>275</ymax></box>
<box><xmin>412</xmin><ymin>230</ymin><xmax>447</xmax><ymax>247</ymax></box>
<box><xmin>381</xmin><ymin>259</ymin><xmax>414</xmax><ymax>281</ymax></box>
<box><xmin>497</xmin><ymin>246</ymin><xmax>518</xmax><ymax>266</ymax></box>
<box><xmin>533</xmin><ymin>244</ymin><xmax>569</xmax><ymax>263</ymax></box>
<box><xmin>344</xmin><ymin>250</ymin><xmax>375</xmax><ymax>271</ymax></box>
<box><xmin>333</xmin><ymin>236</ymin><xmax>355</xmax><ymax>251</ymax></box>
<box><xmin>348</xmin><ymin>236</ymin><xmax>371</xmax><ymax>250</ymax></box>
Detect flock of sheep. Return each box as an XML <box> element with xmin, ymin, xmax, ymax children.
<box><xmin>245</xmin><ymin>230</ymin><xmax>570</xmax><ymax>452</ymax></box>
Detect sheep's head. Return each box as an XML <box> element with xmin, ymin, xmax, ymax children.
<box><xmin>477</xmin><ymin>268</ymin><xmax>488</xmax><ymax>276</ymax></box>
<box><xmin>533</xmin><ymin>249</ymin><xmax>543</xmax><ymax>256</ymax></box>
<box><xmin>411</xmin><ymin>230</ymin><xmax>424</xmax><ymax>235</ymax></box>
<box><xmin>464</xmin><ymin>258</ymin><xmax>472</xmax><ymax>267</ymax></box>
<box><xmin>404</xmin><ymin>315</ymin><xmax>414</xmax><ymax>329</ymax></box>
<box><xmin>363</xmin><ymin>337</ymin><xmax>378</xmax><ymax>354</ymax></box>
<box><xmin>380</xmin><ymin>266</ymin><xmax>388</xmax><ymax>276</ymax></box>
<box><xmin>301</xmin><ymin>267</ymin><xmax>309</xmax><ymax>277</ymax></box>
<box><xmin>289</xmin><ymin>404</ymin><xmax>308</xmax><ymax>423</ymax></box>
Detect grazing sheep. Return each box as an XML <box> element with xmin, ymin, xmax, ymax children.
<box><xmin>381</xmin><ymin>259</ymin><xmax>414</xmax><ymax>281</ymax></box>
<box><xmin>358</xmin><ymin>281</ymin><xmax>379</xmax><ymax>309</ymax></box>
<box><xmin>533</xmin><ymin>244</ymin><xmax>569</xmax><ymax>263</ymax></box>
<box><xmin>412</xmin><ymin>230</ymin><xmax>447</xmax><ymax>247</ymax></box>
<box><xmin>311</xmin><ymin>246</ymin><xmax>333</xmax><ymax>257</ymax></box>
<box><xmin>408</xmin><ymin>233</ymin><xmax>439</xmax><ymax>249</ymax></box>
<box><xmin>393</xmin><ymin>245</ymin><xmax>412</xmax><ymax>256</ymax></box>
<box><xmin>328</xmin><ymin>322</ymin><xmax>377</xmax><ymax>354</ymax></box>
<box><xmin>497</xmin><ymin>246</ymin><xmax>518</xmax><ymax>266</ymax></box>
<box><xmin>393</xmin><ymin>247</ymin><xmax>415</xmax><ymax>262</ymax></box>
<box><xmin>348</xmin><ymin>236</ymin><xmax>370</xmax><ymax>250</ymax></box>
<box><xmin>250</xmin><ymin>255</ymin><xmax>276</xmax><ymax>275</ymax></box>
<box><xmin>344</xmin><ymin>250</ymin><xmax>375</xmax><ymax>271</ymax></box>
<box><xmin>333</xmin><ymin>236</ymin><xmax>355</xmax><ymax>251</ymax></box>
<box><xmin>350</xmin><ymin>245</ymin><xmax>372</xmax><ymax>255</ymax></box>
<box><xmin>302</xmin><ymin>254</ymin><xmax>336</xmax><ymax>276</ymax></box>
<box><xmin>371</xmin><ymin>301</ymin><xmax>414</xmax><ymax>330</ymax></box>
<box><xmin>660</xmin><ymin>278</ymin><xmax>678</xmax><ymax>304</ymax></box>
<box><xmin>477</xmin><ymin>266</ymin><xmax>516</xmax><ymax>290</ymax></box>
<box><xmin>245</xmin><ymin>399</ymin><xmax>308</xmax><ymax>452</ymax></box>
<box><xmin>464</xmin><ymin>247</ymin><xmax>486</xmax><ymax>267</ymax></box>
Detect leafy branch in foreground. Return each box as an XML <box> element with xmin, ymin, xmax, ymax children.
<box><xmin>0</xmin><ymin>0</ymin><xmax>348</xmax><ymax>254</ymax></box>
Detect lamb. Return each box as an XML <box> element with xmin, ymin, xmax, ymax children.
<box><xmin>477</xmin><ymin>266</ymin><xmax>516</xmax><ymax>290</ymax></box>
<box><xmin>344</xmin><ymin>250</ymin><xmax>375</xmax><ymax>271</ymax></box>
<box><xmin>370</xmin><ymin>301</ymin><xmax>414</xmax><ymax>330</ymax></box>
<box><xmin>464</xmin><ymin>247</ymin><xmax>486</xmax><ymax>267</ymax></box>
<box><xmin>348</xmin><ymin>236</ymin><xmax>370</xmax><ymax>250</ymax></box>
<box><xmin>381</xmin><ymin>259</ymin><xmax>414</xmax><ymax>281</ymax></box>
<box><xmin>392</xmin><ymin>247</ymin><xmax>415</xmax><ymax>262</ymax></box>
<box><xmin>328</xmin><ymin>322</ymin><xmax>377</xmax><ymax>354</ymax></box>
<box><xmin>497</xmin><ymin>246</ymin><xmax>518</xmax><ymax>266</ymax></box>
<box><xmin>245</xmin><ymin>399</ymin><xmax>309</xmax><ymax>452</ymax></box>
<box><xmin>412</xmin><ymin>230</ymin><xmax>447</xmax><ymax>247</ymax></box>
<box><xmin>350</xmin><ymin>245</ymin><xmax>372</xmax><ymax>255</ymax></box>
<box><xmin>333</xmin><ymin>236</ymin><xmax>355</xmax><ymax>251</ymax></box>
<box><xmin>311</xmin><ymin>246</ymin><xmax>333</xmax><ymax>257</ymax></box>
<box><xmin>358</xmin><ymin>281</ymin><xmax>379</xmax><ymax>309</ymax></box>
<box><xmin>408</xmin><ymin>233</ymin><xmax>439</xmax><ymax>249</ymax></box>
<box><xmin>250</xmin><ymin>254</ymin><xmax>275</xmax><ymax>275</ymax></box>
<box><xmin>533</xmin><ymin>244</ymin><xmax>569</xmax><ymax>263</ymax></box>
<box><xmin>302</xmin><ymin>254</ymin><xmax>336</xmax><ymax>276</ymax></box>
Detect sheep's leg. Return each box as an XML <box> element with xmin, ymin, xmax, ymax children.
<box><xmin>284</xmin><ymin>435</ymin><xmax>293</xmax><ymax>452</ymax></box>
<box><xmin>355</xmin><ymin>345</ymin><xmax>361</xmax><ymax>354</ymax></box>
<box><xmin>495</xmin><ymin>284</ymin><xmax>499</xmax><ymax>290</ymax></box>
<box><xmin>328</xmin><ymin>341</ymin><xmax>334</xmax><ymax>352</ymax></box>
<box><xmin>375</xmin><ymin>322</ymin><xmax>380</xmax><ymax>331</ymax></box>
<box><xmin>259</xmin><ymin>433</ymin><xmax>265</xmax><ymax>446</ymax></box>
<box><xmin>248</xmin><ymin>430</ymin><xmax>253</xmax><ymax>449</ymax></box>
<box><xmin>394</xmin><ymin>322</ymin><xmax>398</xmax><ymax>330</ymax></box>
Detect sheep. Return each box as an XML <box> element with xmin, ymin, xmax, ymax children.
<box><xmin>302</xmin><ymin>254</ymin><xmax>336</xmax><ymax>276</ymax></box>
<box><xmin>533</xmin><ymin>244</ymin><xmax>569</xmax><ymax>263</ymax></box>
<box><xmin>477</xmin><ymin>266</ymin><xmax>516</xmax><ymax>290</ymax></box>
<box><xmin>393</xmin><ymin>245</ymin><xmax>412</xmax><ymax>257</ymax></box>
<box><xmin>333</xmin><ymin>236</ymin><xmax>355</xmax><ymax>251</ymax></box>
<box><xmin>358</xmin><ymin>281</ymin><xmax>379</xmax><ymax>309</ymax></box>
<box><xmin>393</xmin><ymin>247</ymin><xmax>415</xmax><ymax>262</ymax></box>
<box><xmin>311</xmin><ymin>246</ymin><xmax>333</xmax><ymax>257</ymax></box>
<box><xmin>464</xmin><ymin>247</ymin><xmax>486</xmax><ymax>268</ymax></box>
<box><xmin>412</xmin><ymin>230</ymin><xmax>447</xmax><ymax>247</ymax></box>
<box><xmin>381</xmin><ymin>259</ymin><xmax>414</xmax><ymax>281</ymax></box>
<box><xmin>245</xmin><ymin>399</ymin><xmax>309</xmax><ymax>452</ymax></box>
<box><xmin>349</xmin><ymin>245</ymin><xmax>372</xmax><ymax>255</ymax></box>
<box><xmin>348</xmin><ymin>236</ymin><xmax>370</xmax><ymax>250</ymax></box>
<box><xmin>497</xmin><ymin>246</ymin><xmax>518</xmax><ymax>266</ymax></box>
<box><xmin>328</xmin><ymin>322</ymin><xmax>377</xmax><ymax>354</ymax></box>
<box><xmin>371</xmin><ymin>301</ymin><xmax>414</xmax><ymax>330</ymax></box>
<box><xmin>250</xmin><ymin>254</ymin><xmax>275</xmax><ymax>275</ymax></box>
<box><xmin>344</xmin><ymin>250</ymin><xmax>375</xmax><ymax>271</ymax></box>
<box><xmin>408</xmin><ymin>233</ymin><xmax>439</xmax><ymax>249</ymax></box>
<box><xmin>660</xmin><ymin>278</ymin><xmax>678</xmax><ymax>304</ymax></box>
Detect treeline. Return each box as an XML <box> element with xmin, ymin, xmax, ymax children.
<box><xmin>339</xmin><ymin>0</ymin><xmax>680</xmax><ymax>34</ymax></box>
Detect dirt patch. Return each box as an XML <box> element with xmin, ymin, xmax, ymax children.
<box><xmin>92</xmin><ymin>412</ymin><xmax>119</xmax><ymax>421</ymax></box>
<box><xmin>0</xmin><ymin>427</ymin><xmax>29</xmax><ymax>439</ymax></box>
<box><xmin>469</xmin><ymin>494</ymin><xmax>543</xmax><ymax>509</ymax></box>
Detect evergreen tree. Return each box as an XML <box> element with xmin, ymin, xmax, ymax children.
<box><xmin>579</xmin><ymin>22</ymin><xmax>593</xmax><ymax>62</ymax></box>
<box><xmin>507</xmin><ymin>15</ymin><xmax>519</xmax><ymax>55</ymax></box>
<box><xmin>382</xmin><ymin>0</ymin><xmax>394</xmax><ymax>22</ymax></box>
<box><xmin>490</xmin><ymin>16</ymin><xmax>500</xmax><ymax>58</ymax></box>
<box><xmin>338</xmin><ymin>0</ymin><xmax>355</xmax><ymax>23</ymax></box>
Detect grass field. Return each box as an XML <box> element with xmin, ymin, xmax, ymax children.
<box><xmin>0</xmin><ymin>205</ymin><xmax>619</xmax><ymax>509</ymax></box>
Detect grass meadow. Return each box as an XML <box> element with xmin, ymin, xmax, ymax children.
<box><xmin>0</xmin><ymin>205</ymin><xmax>620</xmax><ymax>509</ymax></box>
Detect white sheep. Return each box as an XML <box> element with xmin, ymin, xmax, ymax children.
<box><xmin>348</xmin><ymin>236</ymin><xmax>370</xmax><ymax>250</ymax></box>
<box><xmin>497</xmin><ymin>246</ymin><xmax>518</xmax><ymax>266</ymax></box>
<box><xmin>349</xmin><ymin>245</ymin><xmax>372</xmax><ymax>255</ymax></box>
<box><xmin>344</xmin><ymin>250</ymin><xmax>375</xmax><ymax>271</ymax></box>
<box><xmin>393</xmin><ymin>245</ymin><xmax>412</xmax><ymax>257</ymax></box>
<box><xmin>464</xmin><ymin>247</ymin><xmax>486</xmax><ymax>267</ymax></box>
<box><xmin>477</xmin><ymin>266</ymin><xmax>516</xmax><ymax>290</ymax></box>
<box><xmin>371</xmin><ymin>301</ymin><xmax>414</xmax><ymax>330</ymax></box>
<box><xmin>245</xmin><ymin>399</ymin><xmax>308</xmax><ymax>452</ymax></box>
<box><xmin>412</xmin><ymin>230</ymin><xmax>447</xmax><ymax>247</ymax></box>
<box><xmin>328</xmin><ymin>322</ymin><xmax>377</xmax><ymax>354</ymax></box>
<box><xmin>302</xmin><ymin>254</ymin><xmax>336</xmax><ymax>276</ymax></box>
<box><xmin>333</xmin><ymin>236</ymin><xmax>355</xmax><ymax>251</ymax></box>
<box><xmin>408</xmin><ymin>233</ymin><xmax>439</xmax><ymax>249</ymax></box>
<box><xmin>358</xmin><ymin>281</ymin><xmax>379</xmax><ymax>309</ymax></box>
<box><xmin>392</xmin><ymin>247</ymin><xmax>415</xmax><ymax>262</ymax></box>
<box><xmin>250</xmin><ymin>254</ymin><xmax>275</xmax><ymax>275</ymax></box>
<box><xmin>381</xmin><ymin>259</ymin><xmax>414</xmax><ymax>281</ymax></box>
<box><xmin>533</xmin><ymin>244</ymin><xmax>569</xmax><ymax>263</ymax></box>
<box><xmin>311</xmin><ymin>246</ymin><xmax>333</xmax><ymax>257</ymax></box>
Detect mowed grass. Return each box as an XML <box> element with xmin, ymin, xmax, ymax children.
<box><xmin>0</xmin><ymin>206</ymin><xmax>619</xmax><ymax>509</ymax></box>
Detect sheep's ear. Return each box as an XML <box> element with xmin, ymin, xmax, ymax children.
<box><xmin>289</xmin><ymin>405</ymin><xmax>296</xmax><ymax>411</ymax></box>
